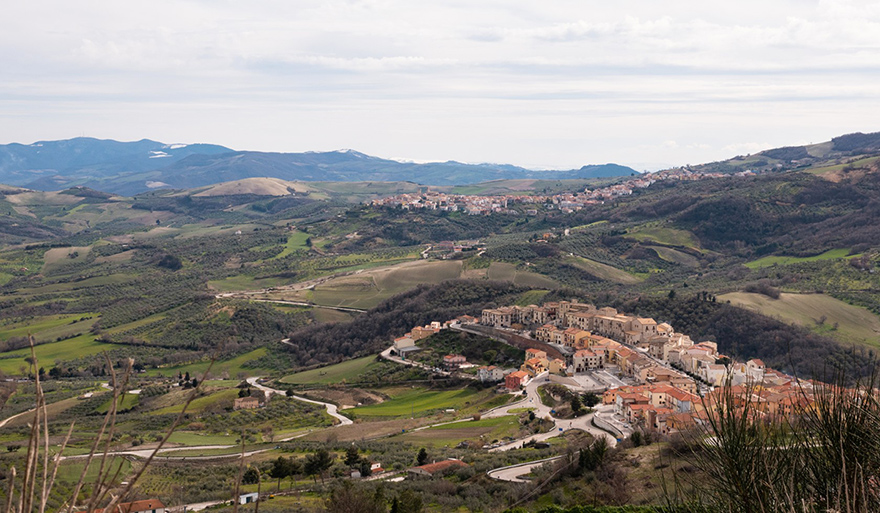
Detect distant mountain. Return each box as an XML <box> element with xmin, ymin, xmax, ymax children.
<box><xmin>0</xmin><ymin>139</ymin><xmax>636</xmax><ymax>194</ymax></box>
<box><xmin>0</xmin><ymin>137</ymin><xmax>232</xmax><ymax>191</ymax></box>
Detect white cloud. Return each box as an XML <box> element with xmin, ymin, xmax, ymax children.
<box><xmin>1</xmin><ymin>0</ymin><xmax>879</xmax><ymax>169</ymax></box>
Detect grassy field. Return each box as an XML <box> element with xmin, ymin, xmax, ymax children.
<box><xmin>273</xmin><ymin>231</ymin><xmax>311</xmax><ymax>259</ymax></box>
<box><xmin>150</xmin><ymin>388</ymin><xmax>240</xmax><ymax>415</ymax></box>
<box><xmin>97</xmin><ymin>393</ymin><xmax>139</xmax><ymax>413</ymax></box>
<box><xmin>565</xmin><ymin>256</ymin><xmax>642</xmax><ymax>285</ymax></box>
<box><xmin>487</xmin><ymin>262</ymin><xmax>560</xmax><ymax>288</ymax></box>
<box><xmin>0</xmin><ymin>312</ymin><xmax>99</xmax><ymax>343</ymax></box>
<box><xmin>396</xmin><ymin>415</ymin><xmax>523</xmax><ymax>447</ymax></box>
<box><xmin>625</xmin><ymin>225</ymin><xmax>701</xmax><ymax>250</ymax></box>
<box><xmin>279</xmin><ymin>355</ymin><xmax>381</xmax><ymax>385</ymax></box>
<box><xmin>207</xmin><ymin>274</ymin><xmax>293</xmax><ymax>292</ymax></box>
<box><xmin>42</xmin><ymin>246</ymin><xmax>92</xmax><ymax>272</ymax></box>
<box><xmin>55</xmin><ymin>457</ymin><xmax>132</xmax><ymax>484</ymax></box>
<box><xmin>146</xmin><ymin>347</ymin><xmax>270</xmax><ymax>379</ymax></box>
<box><xmin>807</xmin><ymin>155</ymin><xmax>880</xmax><ymax>177</ymax></box>
<box><xmin>719</xmin><ymin>292</ymin><xmax>880</xmax><ymax>348</ymax></box>
<box><xmin>304</xmin><ymin>260</ymin><xmax>463</xmax><ymax>309</ymax></box>
<box><xmin>0</xmin><ymin>334</ymin><xmax>109</xmax><ymax>375</ymax></box>
<box><xmin>516</xmin><ymin>290</ymin><xmax>551</xmax><ymax>306</ymax></box>
<box><xmin>351</xmin><ymin>387</ymin><xmax>486</xmax><ymax>418</ymax></box>
<box><xmin>650</xmin><ymin>246</ymin><xmax>701</xmax><ymax>267</ymax></box>
<box><xmin>744</xmin><ymin>248</ymin><xmax>856</xmax><ymax>269</ymax></box>
<box><xmin>166</xmin><ymin>431</ymin><xmax>240</xmax><ymax>445</ymax></box>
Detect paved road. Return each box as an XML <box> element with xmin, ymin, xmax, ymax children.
<box><xmin>485</xmin><ymin>373</ymin><xmax>617</xmax><ymax>452</ymax></box>
<box><xmin>247</xmin><ymin>377</ymin><xmax>353</xmax><ymax>426</ymax></box>
<box><xmin>0</xmin><ymin>408</ymin><xmax>34</xmax><ymax>428</ymax></box>
<box><xmin>486</xmin><ymin>455</ymin><xmax>565</xmax><ymax>483</ymax></box>
<box><xmin>63</xmin><ymin>446</ymin><xmax>268</xmax><ymax>461</ymax></box>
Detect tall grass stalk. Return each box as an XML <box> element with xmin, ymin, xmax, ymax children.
<box><xmin>1</xmin><ymin>336</ymin><xmax>213</xmax><ymax>513</ymax></box>
<box><xmin>668</xmin><ymin>369</ymin><xmax>880</xmax><ymax>512</ymax></box>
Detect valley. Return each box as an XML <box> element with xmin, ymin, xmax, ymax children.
<box><xmin>0</xmin><ymin>132</ymin><xmax>880</xmax><ymax>511</ymax></box>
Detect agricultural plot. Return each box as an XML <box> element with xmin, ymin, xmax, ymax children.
<box><xmin>97</xmin><ymin>393</ymin><xmax>139</xmax><ymax>414</ymax></box>
<box><xmin>208</xmin><ymin>274</ymin><xmax>293</xmax><ymax>292</ymax></box>
<box><xmin>744</xmin><ymin>248</ymin><xmax>857</xmax><ymax>269</ymax></box>
<box><xmin>304</xmin><ymin>260</ymin><xmax>464</xmax><ymax>309</ymax></box>
<box><xmin>650</xmin><ymin>246</ymin><xmax>701</xmax><ymax>267</ymax></box>
<box><xmin>396</xmin><ymin>415</ymin><xmax>523</xmax><ymax>447</ymax></box>
<box><xmin>0</xmin><ymin>334</ymin><xmax>109</xmax><ymax>375</ymax></box>
<box><xmin>719</xmin><ymin>292</ymin><xmax>880</xmax><ymax>348</ymax></box>
<box><xmin>564</xmin><ymin>256</ymin><xmax>642</xmax><ymax>285</ymax></box>
<box><xmin>351</xmin><ymin>387</ymin><xmax>490</xmax><ymax>418</ymax></box>
<box><xmin>487</xmin><ymin>262</ymin><xmax>560</xmax><ymax>288</ymax></box>
<box><xmin>515</xmin><ymin>289</ymin><xmax>550</xmax><ymax>306</ymax></box>
<box><xmin>624</xmin><ymin>224</ymin><xmax>701</xmax><ymax>250</ymax></box>
<box><xmin>42</xmin><ymin>246</ymin><xmax>91</xmax><ymax>272</ymax></box>
<box><xmin>272</xmin><ymin>230</ymin><xmax>311</xmax><ymax>259</ymax></box>
<box><xmin>0</xmin><ymin>312</ymin><xmax>99</xmax><ymax>343</ymax></box>
<box><xmin>150</xmin><ymin>388</ymin><xmax>240</xmax><ymax>415</ymax></box>
<box><xmin>279</xmin><ymin>355</ymin><xmax>381</xmax><ymax>385</ymax></box>
<box><xmin>145</xmin><ymin>347</ymin><xmax>271</xmax><ymax>379</ymax></box>
<box><xmin>807</xmin><ymin>155</ymin><xmax>880</xmax><ymax>178</ymax></box>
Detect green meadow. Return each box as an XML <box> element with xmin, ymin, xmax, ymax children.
<box><xmin>744</xmin><ymin>248</ymin><xmax>857</xmax><ymax>269</ymax></box>
<box><xmin>279</xmin><ymin>355</ymin><xmax>381</xmax><ymax>385</ymax></box>
<box><xmin>352</xmin><ymin>387</ymin><xmax>487</xmax><ymax>418</ymax></box>
<box><xmin>0</xmin><ymin>334</ymin><xmax>109</xmax><ymax>374</ymax></box>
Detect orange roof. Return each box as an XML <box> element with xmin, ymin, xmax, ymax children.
<box><xmin>411</xmin><ymin>459</ymin><xmax>468</xmax><ymax>474</ymax></box>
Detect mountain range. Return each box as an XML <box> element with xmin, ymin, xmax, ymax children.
<box><xmin>0</xmin><ymin>138</ymin><xmax>636</xmax><ymax>195</ymax></box>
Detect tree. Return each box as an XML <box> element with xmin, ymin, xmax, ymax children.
<box><xmin>325</xmin><ymin>482</ymin><xmax>385</xmax><ymax>513</ymax></box>
<box><xmin>287</xmin><ymin>458</ymin><xmax>302</xmax><ymax>490</ymax></box>
<box><xmin>570</xmin><ymin>394</ymin><xmax>582</xmax><ymax>414</ymax></box>
<box><xmin>269</xmin><ymin>456</ymin><xmax>292</xmax><ymax>490</ymax></box>
<box><xmin>242</xmin><ymin>466</ymin><xmax>260</xmax><ymax>485</ymax></box>
<box><xmin>344</xmin><ymin>446</ymin><xmax>361</xmax><ymax>467</ymax></box>
<box><xmin>395</xmin><ymin>490</ymin><xmax>423</xmax><ymax>513</ymax></box>
<box><xmin>416</xmin><ymin>448</ymin><xmax>428</xmax><ymax>466</ymax></box>
<box><xmin>582</xmin><ymin>393</ymin><xmax>600</xmax><ymax>407</ymax></box>
<box><xmin>305</xmin><ymin>448</ymin><xmax>334</xmax><ymax>484</ymax></box>
<box><xmin>358</xmin><ymin>459</ymin><xmax>373</xmax><ymax>478</ymax></box>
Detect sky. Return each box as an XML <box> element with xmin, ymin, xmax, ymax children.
<box><xmin>2</xmin><ymin>0</ymin><xmax>880</xmax><ymax>171</ymax></box>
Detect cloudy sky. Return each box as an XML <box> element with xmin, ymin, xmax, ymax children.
<box><xmin>2</xmin><ymin>1</ymin><xmax>880</xmax><ymax>170</ymax></box>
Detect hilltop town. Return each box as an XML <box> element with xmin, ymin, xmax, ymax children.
<box><xmin>371</xmin><ymin>166</ymin><xmax>741</xmax><ymax>214</ymax></box>
<box><xmin>390</xmin><ymin>299</ymin><xmax>815</xmax><ymax>440</ymax></box>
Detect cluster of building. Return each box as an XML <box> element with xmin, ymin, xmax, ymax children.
<box><xmin>370</xmin><ymin>167</ymin><xmax>734</xmax><ymax>215</ymax></box>
<box><xmin>481</xmin><ymin>301</ymin><xmax>695</xmax><ymax>386</ymax></box>
<box><xmin>390</xmin><ymin>321</ymin><xmax>447</xmax><ymax>357</ymax></box>
<box><xmin>478</xmin><ymin>299</ymin><xmax>816</xmax><ymax>435</ymax></box>
<box><xmin>603</xmin><ymin>369</ymin><xmax>815</xmax><ymax>435</ymax></box>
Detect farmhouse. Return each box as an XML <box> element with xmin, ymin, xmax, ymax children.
<box><xmin>407</xmin><ymin>459</ymin><xmax>469</xmax><ymax>479</ymax></box>
<box><xmin>234</xmin><ymin>396</ymin><xmax>260</xmax><ymax>410</ymax></box>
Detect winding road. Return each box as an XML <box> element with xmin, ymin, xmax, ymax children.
<box><xmin>246</xmin><ymin>376</ymin><xmax>353</xmax><ymax>426</ymax></box>
<box><xmin>484</xmin><ymin>372</ymin><xmax>618</xmax><ymax>454</ymax></box>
